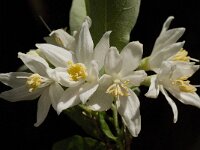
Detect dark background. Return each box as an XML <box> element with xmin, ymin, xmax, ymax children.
<box><xmin>1</xmin><ymin>0</ymin><xmax>200</xmax><ymax>150</ymax></box>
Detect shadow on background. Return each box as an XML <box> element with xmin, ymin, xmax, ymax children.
<box><xmin>0</xmin><ymin>0</ymin><xmax>200</xmax><ymax>150</ymax></box>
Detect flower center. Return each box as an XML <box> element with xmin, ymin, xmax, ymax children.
<box><xmin>106</xmin><ymin>79</ymin><xmax>129</xmax><ymax>97</ymax></box>
<box><xmin>67</xmin><ymin>61</ymin><xmax>88</xmax><ymax>81</ymax></box>
<box><xmin>172</xmin><ymin>76</ymin><xmax>197</xmax><ymax>93</ymax></box>
<box><xmin>172</xmin><ymin>48</ymin><xmax>190</xmax><ymax>62</ymax></box>
<box><xmin>27</xmin><ymin>74</ymin><xmax>42</xmax><ymax>92</ymax></box>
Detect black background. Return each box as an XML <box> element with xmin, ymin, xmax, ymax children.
<box><xmin>1</xmin><ymin>0</ymin><xmax>200</xmax><ymax>150</ymax></box>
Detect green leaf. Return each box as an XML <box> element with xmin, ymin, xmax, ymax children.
<box><xmin>70</xmin><ymin>0</ymin><xmax>87</xmax><ymax>33</ymax></box>
<box><xmin>85</xmin><ymin>0</ymin><xmax>141</xmax><ymax>50</ymax></box>
<box><xmin>99</xmin><ymin>112</ymin><xmax>117</xmax><ymax>141</ymax></box>
<box><xmin>52</xmin><ymin>135</ymin><xmax>106</xmax><ymax>150</ymax></box>
<box><xmin>63</xmin><ymin>106</ymin><xmax>101</xmax><ymax>139</ymax></box>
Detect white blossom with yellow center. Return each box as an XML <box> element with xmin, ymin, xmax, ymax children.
<box><xmin>87</xmin><ymin>42</ymin><xmax>147</xmax><ymax>137</ymax></box>
<box><xmin>0</xmin><ymin>52</ymin><xmax>64</xmax><ymax>127</ymax></box>
<box><xmin>36</xmin><ymin>17</ymin><xmax>112</xmax><ymax>113</ymax></box>
<box><xmin>145</xmin><ymin>61</ymin><xmax>200</xmax><ymax>123</ymax></box>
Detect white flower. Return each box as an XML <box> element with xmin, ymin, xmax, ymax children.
<box><xmin>146</xmin><ymin>61</ymin><xmax>200</xmax><ymax>123</ymax></box>
<box><xmin>87</xmin><ymin>41</ymin><xmax>147</xmax><ymax>137</ymax></box>
<box><xmin>0</xmin><ymin>53</ymin><xmax>64</xmax><ymax>126</ymax></box>
<box><xmin>36</xmin><ymin>17</ymin><xmax>111</xmax><ymax>114</ymax></box>
<box><xmin>147</xmin><ymin>16</ymin><xmax>186</xmax><ymax>72</ymax></box>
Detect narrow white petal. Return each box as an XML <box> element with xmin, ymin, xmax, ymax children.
<box><xmin>48</xmin><ymin>82</ymin><xmax>64</xmax><ymax>110</ymax></box>
<box><xmin>75</xmin><ymin>18</ymin><xmax>94</xmax><ymax>64</ymax></box>
<box><xmin>160</xmin><ymin>85</ymin><xmax>178</xmax><ymax>123</ymax></box>
<box><xmin>94</xmin><ymin>31</ymin><xmax>111</xmax><ymax>70</ymax></box>
<box><xmin>149</xmin><ymin>41</ymin><xmax>185</xmax><ymax>71</ymax></box>
<box><xmin>171</xmin><ymin>63</ymin><xmax>199</xmax><ymax>80</ymax></box>
<box><xmin>172</xmin><ymin>91</ymin><xmax>200</xmax><ymax>109</ymax></box>
<box><xmin>36</xmin><ymin>44</ymin><xmax>74</xmax><ymax>68</ymax></box>
<box><xmin>152</xmin><ymin>28</ymin><xmax>185</xmax><ymax>56</ymax></box>
<box><xmin>145</xmin><ymin>75</ymin><xmax>160</xmax><ymax>98</ymax></box>
<box><xmin>57</xmin><ymin>85</ymin><xmax>82</xmax><ymax>114</ymax></box>
<box><xmin>0</xmin><ymin>72</ymin><xmax>32</xmax><ymax>88</ymax></box>
<box><xmin>18</xmin><ymin>52</ymin><xmax>50</xmax><ymax>77</ymax></box>
<box><xmin>151</xmin><ymin>15</ymin><xmax>185</xmax><ymax>56</ymax></box>
<box><xmin>117</xmin><ymin>90</ymin><xmax>141</xmax><ymax>137</ymax></box>
<box><xmin>87</xmin><ymin>74</ymin><xmax>113</xmax><ymax>111</ymax></box>
<box><xmin>34</xmin><ymin>88</ymin><xmax>51</xmax><ymax>127</ymax></box>
<box><xmin>122</xmin><ymin>70</ymin><xmax>147</xmax><ymax>86</ymax></box>
<box><xmin>79</xmin><ymin>82</ymin><xmax>99</xmax><ymax>104</ymax></box>
<box><xmin>104</xmin><ymin>47</ymin><xmax>122</xmax><ymax>76</ymax></box>
<box><xmin>120</xmin><ymin>41</ymin><xmax>143</xmax><ymax>76</ymax></box>
<box><xmin>49</xmin><ymin>29</ymin><xmax>75</xmax><ymax>50</ymax></box>
<box><xmin>0</xmin><ymin>85</ymin><xmax>43</xmax><ymax>102</ymax></box>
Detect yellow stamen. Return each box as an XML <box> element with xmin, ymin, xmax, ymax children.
<box><xmin>106</xmin><ymin>80</ymin><xmax>129</xmax><ymax>97</ymax></box>
<box><xmin>172</xmin><ymin>76</ymin><xmax>197</xmax><ymax>93</ymax></box>
<box><xmin>27</xmin><ymin>74</ymin><xmax>42</xmax><ymax>92</ymax></box>
<box><xmin>172</xmin><ymin>48</ymin><xmax>190</xmax><ymax>62</ymax></box>
<box><xmin>67</xmin><ymin>61</ymin><xmax>87</xmax><ymax>81</ymax></box>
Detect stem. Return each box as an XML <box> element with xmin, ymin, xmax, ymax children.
<box><xmin>111</xmin><ymin>103</ymin><xmax>120</xmax><ymax>135</ymax></box>
<box><xmin>111</xmin><ymin>101</ymin><xmax>124</xmax><ymax>150</ymax></box>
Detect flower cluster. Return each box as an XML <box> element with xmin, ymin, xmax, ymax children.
<box><xmin>0</xmin><ymin>16</ymin><xmax>199</xmax><ymax>137</ymax></box>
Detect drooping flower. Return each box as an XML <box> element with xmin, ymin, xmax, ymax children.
<box><xmin>146</xmin><ymin>61</ymin><xmax>200</xmax><ymax>122</ymax></box>
<box><xmin>36</xmin><ymin>17</ymin><xmax>111</xmax><ymax>114</ymax></box>
<box><xmin>0</xmin><ymin>52</ymin><xmax>64</xmax><ymax>126</ymax></box>
<box><xmin>87</xmin><ymin>41</ymin><xmax>147</xmax><ymax>137</ymax></box>
<box><xmin>140</xmin><ymin>16</ymin><xmax>186</xmax><ymax>72</ymax></box>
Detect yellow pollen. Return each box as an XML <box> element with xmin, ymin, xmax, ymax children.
<box><xmin>67</xmin><ymin>61</ymin><xmax>87</xmax><ymax>81</ymax></box>
<box><xmin>172</xmin><ymin>76</ymin><xmax>197</xmax><ymax>93</ymax></box>
<box><xmin>106</xmin><ymin>80</ymin><xmax>129</xmax><ymax>97</ymax></box>
<box><xmin>172</xmin><ymin>48</ymin><xmax>190</xmax><ymax>62</ymax></box>
<box><xmin>27</xmin><ymin>74</ymin><xmax>42</xmax><ymax>92</ymax></box>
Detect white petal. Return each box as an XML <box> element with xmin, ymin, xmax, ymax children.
<box><xmin>0</xmin><ymin>72</ymin><xmax>32</xmax><ymax>88</ymax></box>
<box><xmin>122</xmin><ymin>70</ymin><xmax>147</xmax><ymax>86</ymax></box>
<box><xmin>87</xmin><ymin>60</ymin><xmax>99</xmax><ymax>82</ymax></box>
<box><xmin>160</xmin><ymin>85</ymin><xmax>178</xmax><ymax>123</ymax></box>
<box><xmin>104</xmin><ymin>47</ymin><xmax>122</xmax><ymax>76</ymax></box>
<box><xmin>18</xmin><ymin>52</ymin><xmax>50</xmax><ymax>77</ymax></box>
<box><xmin>117</xmin><ymin>90</ymin><xmax>141</xmax><ymax>137</ymax></box>
<box><xmin>145</xmin><ymin>75</ymin><xmax>160</xmax><ymax>98</ymax></box>
<box><xmin>0</xmin><ymin>85</ymin><xmax>43</xmax><ymax>102</ymax></box>
<box><xmin>120</xmin><ymin>41</ymin><xmax>143</xmax><ymax>76</ymax></box>
<box><xmin>94</xmin><ymin>31</ymin><xmax>111</xmax><ymax>70</ymax></box>
<box><xmin>151</xmin><ymin>16</ymin><xmax>185</xmax><ymax>55</ymax></box>
<box><xmin>79</xmin><ymin>82</ymin><xmax>99</xmax><ymax>104</ymax></box>
<box><xmin>87</xmin><ymin>74</ymin><xmax>113</xmax><ymax>111</ymax></box>
<box><xmin>174</xmin><ymin>91</ymin><xmax>200</xmax><ymax>109</ymax></box>
<box><xmin>75</xmin><ymin>18</ymin><xmax>94</xmax><ymax>65</ymax></box>
<box><xmin>57</xmin><ymin>85</ymin><xmax>82</xmax><ymax>114</ymax></box>
<box><xmin>48</xmin><ymin>82</ymin><xmax>64</xmax><ymax>110</ymax></box>
<box><xmin>149</xmin><ymin>41</ymin><xmax>185</xmax><ymax>72</ymax></box>
<box><xmin>49</xmin><ymin>29</ymin><xmax>75</xmax><ymax>50</ymax></box>
<box><xmin>36</xmin><ymin>44</ymin><xmax>74</xmax><ymax>68</ymax></box>
<box><xmin>34</xmin><ymin>88</ymin><xmax>51</xmax><ymax>127</ymax></box>
<box><xmin>171</xmin><ymin>63</ymin><xmax>199</xmax><ymax>80</ymax></box>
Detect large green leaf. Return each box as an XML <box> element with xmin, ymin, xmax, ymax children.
<box><xmin>52</xmin><ymin>135</ymin><xmax>106</xmax><ymax>150</ymax></box>
<box><xmin>70</xmin><ymin>0</ymin><xmax>87</xmax><ymax>33</ymax></box>
<box><xmin>85</xmin><ymin>0</ymin><xmax>141</xmax><ymax>50</ymax></box>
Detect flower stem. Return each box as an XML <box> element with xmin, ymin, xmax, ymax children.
<box><xmin>111</xmin><ymin>101</ymin><xmax>124</xmax><ymax>150</ymax></box>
